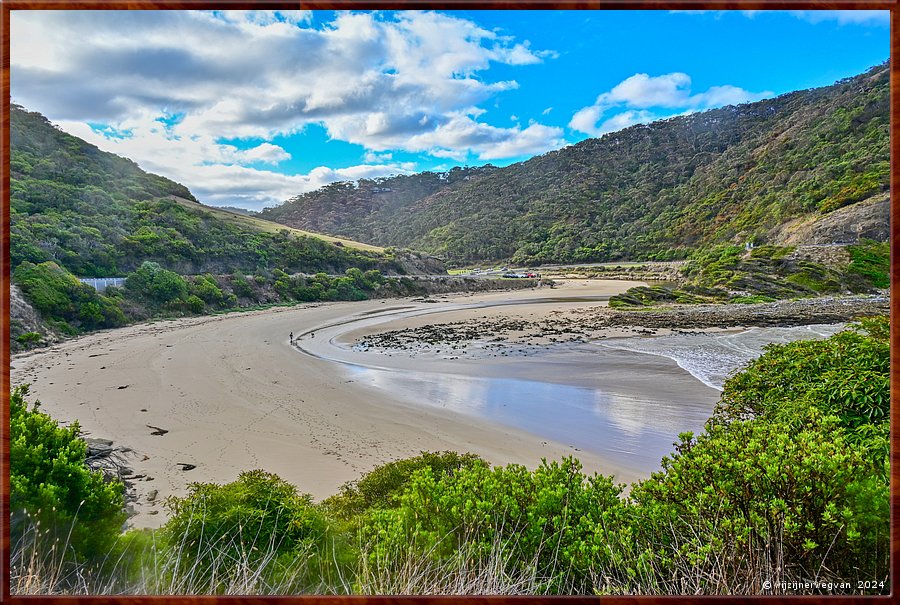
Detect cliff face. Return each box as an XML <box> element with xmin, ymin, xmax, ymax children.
<box><xmin>10</xmin><ymin>285</ymin><xmax>58</xmax><ymax>352</ymax></box>
<box><xmin>768</xmin><ymin>194</ymin><xmax>890</xmax><ymax>246</ymax></box>
<box><xmin>392</xmin><ymin>250</ymin><xmax>448</xmax><ymax>275</ymax></box>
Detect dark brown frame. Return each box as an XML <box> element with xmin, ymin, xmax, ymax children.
<box><xmin>1</xmin><ymin>1</ymin><xmax>897</xmax><ymax>602</ymax></box>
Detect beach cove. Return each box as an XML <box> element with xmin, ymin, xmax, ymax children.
<box><xmin>11</xmin><ymin>279</ymin><xmax>852</xmax><ymax>529</ymax></box>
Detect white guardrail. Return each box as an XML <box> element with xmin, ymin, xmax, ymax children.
<box><xmin>78</xmin><ymin>277</ymin><xmax>127</xmax><ymax>292</ymax></box>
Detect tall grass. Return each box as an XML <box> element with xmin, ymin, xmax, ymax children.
<box><xmin>10</xmin><ymin>509</ymin><xmax>871</xmax><ymax>596</ymax></box>
<box><xmin>11</xmin><ymin>511</ymin><xmax>329</xmax><ymax>595</ymax></box>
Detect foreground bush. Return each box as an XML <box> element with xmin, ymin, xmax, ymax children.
<box><xmin>161</xmin><ymin>470</ymin><xmax>341</xmax><ymax>592</ymax></box>
<box><xmin>628</xmin><ymin>410</ymin><xmax>888</xmax><ymax>593</ymax></box>
<box><xmin>359</xmin><ymin>458</ymin><xmax>627</xmax><ymax>594</ymax></box>
<box><xmin>715</xmin><ymin>316</ymin><xmax>889</xmax><ymax>463</ymax></box>
<box><xmin>324</xmin><ymin>451</ymin><xmax>484</xmax><ymax>519</ymax></box>
<box><xmin>9</xmin><ymin>386</ymin><xmax>125</xmax><ymax>559</ymax></box>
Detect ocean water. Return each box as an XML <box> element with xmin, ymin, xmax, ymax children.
<box><xmin>597</xmin><ymin>324</ymin><xmax>844</xmax><ymax>391</ymax></box>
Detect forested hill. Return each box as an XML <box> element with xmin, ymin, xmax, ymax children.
<box><xmin>263</xmin><ymin>62</ymin><xmax>889</xmax><ymax>265</ymax></box>
<box><xmin>259</xmin><ymin>165</ymin><xmax>498</xmax><ymax>243</ymax></box>
<box><xmin>9</xmin><ymin>104</ymin><xmax>398</xmax><ymax>277</ymax></box>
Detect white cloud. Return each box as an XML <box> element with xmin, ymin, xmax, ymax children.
<box><xmin>692</xmin><ymin>84</ymin><xmax>767</xmax><ymax>107</ymax></box>
<box><xmin>236</xmin><ymin>143</ymin><xmax>291</xmax><ymax>165</ymax></box>
<box><xmin>215</xmin><ymin>10</ymin><xmax>313</xmax><ymax>27</ymax></box>
<box><xmin>789</xmin><ymin>10</ymin><xmax>889</xmax><ymax>26</ymax></box>
<box><xmin>10</xmin><ymin>10</ymin><xmax>563</xmax><ymax>208</ymax></box>
<box><xmin>592</xmin><ymin>110</ymin><xmax>659</xmax><ymax>137</ymax></box>
<box><xmin>569</xmin><ymin>72</ymin><xmax>771</xmax><ymax>137</ymax></box>
<box><xmin>478</xmin><ymin>122</ymin><xmax>565</xmax><ymax>160</ymax></box>
<box><xmin>569</xmin><ymin>105</ymin><xmax>604</xmax><ymax>136</ymax></box>
<box><xmin>604</xmin><ymin>72</ymin><xmax>693</xmax><ymax>107</ymax></box>
<box><xmin>395</xmin><ymin>111</ymin><xmax>565</xmax><ymax>161</ymax></box>
<box><xmin>52</xmin><ymin>112</ymin><xmax>416</xmax><ymax>211</ymax></box>
<box><xmin>363</xmin><ymin>151</ymin><xmax>394</xmax><ymax>164</ymax></box>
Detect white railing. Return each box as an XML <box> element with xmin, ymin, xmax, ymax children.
<box><xmin>78</xmin><ymin>277</ymin><xmax>126</xmax><ymax>292</ymax></box>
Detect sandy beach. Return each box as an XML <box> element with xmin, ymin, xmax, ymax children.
<box><xmin>11</xmin><ymin>279</ymin><xmax>723</xmax><ymax>529</ymax></box>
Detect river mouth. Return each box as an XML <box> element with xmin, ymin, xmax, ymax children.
<box><xmin>290</xmin><ymin>293</ymin><xmax>844</xmax><ymax>481</ymax></box>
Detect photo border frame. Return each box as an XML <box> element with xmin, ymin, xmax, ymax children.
<box><xmin>0</xmin><ymin>1</ymin><xmax>896</xmax><ymax>601</ymax></box>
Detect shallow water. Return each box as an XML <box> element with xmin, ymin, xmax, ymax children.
<box><xmin>295</xmin><ymin>292</ymin><xmax>846</xmax><ymax>480</ymax></box>
<box><xmin>332</xmin><ymin>323</ymin><xmax>845</xmax><ymax>478</ymax></box>
<box><xmin>598</xmin><ymin>324</ymin><xmax>843</xmax><ymax>390</ymax></box>
<box><xmin>344</xmin><ymin>364</ymin><xmax>708</xmax><ymax>477</ymax></box>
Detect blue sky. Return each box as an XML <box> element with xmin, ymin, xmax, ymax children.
<box><xmin>11</xmin><ymin>9</ymin><xmax>888</xmax><ymax>210</ymax></box>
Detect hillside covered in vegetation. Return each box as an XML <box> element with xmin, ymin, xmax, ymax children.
<box><xmin>8</xmin><ymin>105</ymin><xmax>435</xmax><ymax>348</ymax></box>
<box><xmin>260</xmin><ymin>166</ymin><xmax>498</xmax><ymax>245</ymax></box>
<box><xmin>10</xmin><ymin>104</ymin><xmax>398</xmax><ymax>278</ymax></box>
<box><xmin>263</xmin><ymin>62</ymin><xmax>889</xmax><ymax>265</ymax></box>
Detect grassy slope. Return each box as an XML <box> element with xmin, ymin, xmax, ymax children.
<box><xmin>166</xmin><ymin>196</ymin><xmax>384</xmax><ymax>252</ymax></box>
<box><xmin>10</xmin><ymin>104</ymin><xmax>392</xmax><ymax>279</ymax></box>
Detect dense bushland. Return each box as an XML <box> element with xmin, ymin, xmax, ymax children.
<box><xmin>9</xmin><ymin>318</ymin><xmax>888</xmax><ymax>595</ymax></box>
<box><xmin>11</xmin><ymin>259</ymin><xmax>423</xmax><ymax>350</ymax></box>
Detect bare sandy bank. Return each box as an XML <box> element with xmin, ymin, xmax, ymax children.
<box><xmin>10</xmin><ymin>279</ymin><xmax>715</xmax><ymax>529</ymax></box>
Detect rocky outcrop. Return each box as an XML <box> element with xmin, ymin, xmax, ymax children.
<box><xmin>784</xmin><ymin>245</ymin><xmax>851</xmax><ymax>270</ymax></box>
<box><xmin>770</xmin><ymin>194</ymin><xmax>889</xmax><ymax>246</ymax></box>
<box><xmin>391</xmin><ymin>249</ymin><xmax>447</xmax><ymax>275</ymax></box>
<box><xmin>600</xmin><ymin>294</ymin><xmax>888</xmax><ymax>330</ymax></box>
<box><xmin>9</xmin><ymin>284</ymin><xmax>58</xmax><ymax>352</ymax></box>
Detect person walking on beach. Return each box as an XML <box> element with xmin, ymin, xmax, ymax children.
<box><xmin>290</xmin><ymin>331</ymin><xmax>294</xmax><ymax>343</ymax></box>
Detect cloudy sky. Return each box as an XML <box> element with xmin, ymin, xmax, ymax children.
<box><xmin>11</xmin><ymin>9</ymin><xmax>888</xmax><ymax>211</ymax></box>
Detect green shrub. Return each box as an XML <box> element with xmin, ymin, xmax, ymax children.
<box><xmin>748</xmin><ymin>245</ymin><xmax>794</xmax><ymax>260</ymax></box>
<box><xmin>9</xmin><ymin>385</ymin><xmax>126</xmax><ymax>558</ymax></box>
<box><xmin>190</xmin><ymin>274</ymin><xmax>225</xmax><ymax>305</ymax></box>
<box><xmin>16</xmin><ymin>331</ymin><xmax>42</xmax><ymax>346</ymax></box>
<box><xmin>728</xmin><ymin>295</ymin><xmax>776</xmax><ymax>304</ymax></box>
<box><xmin>846</xmin><ymin>240</ymin><xmax>889</xmax><ymax>289</ymax></box>
<box><xmin>360</xmin><ymin>458</ymin><xmax>626</xmax><ymax>594</ymax></box>
<box><xmin>162</xmin><ymin>470</ymin><xmax>331</xmax><ymax>591</ymax></box>
<box><xmin>124</xmin><ymin>261</ymin><xmax>188</xmax><ymax>304</ymax></box>
<box><xmin>629</xmin><ymin>409</ymin><xmax>888</xmax><ymax>592</ymax></box>
<box><xmin>324</xmin><ymin>451</ymin><xmax>483</xmax><ymax>519</ymax></box>
<box><xmin>714</xmin><ymin>317</ymin><xmax>889</xmax><ymax>460</ymax></box>
<box><xmin>185</xmin><ymin>294</ymin><xmax>205</xmax><ymax>314</ymax></box>
<box><xmin>230</xmin><ymin>273</ymin><xmax>255</xmax><ymax>299</ymax></box>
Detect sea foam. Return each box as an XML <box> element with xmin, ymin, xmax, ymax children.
<box><xmin>597</xmin><ymin>324</ymin><xmax>844</xmax><ymax>391</ymax></box>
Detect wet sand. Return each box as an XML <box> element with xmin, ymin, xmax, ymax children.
<box><xmin>10</xmin><ymin>279</ymin><xmax>719</xmax><ymax>529</ymax></box>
